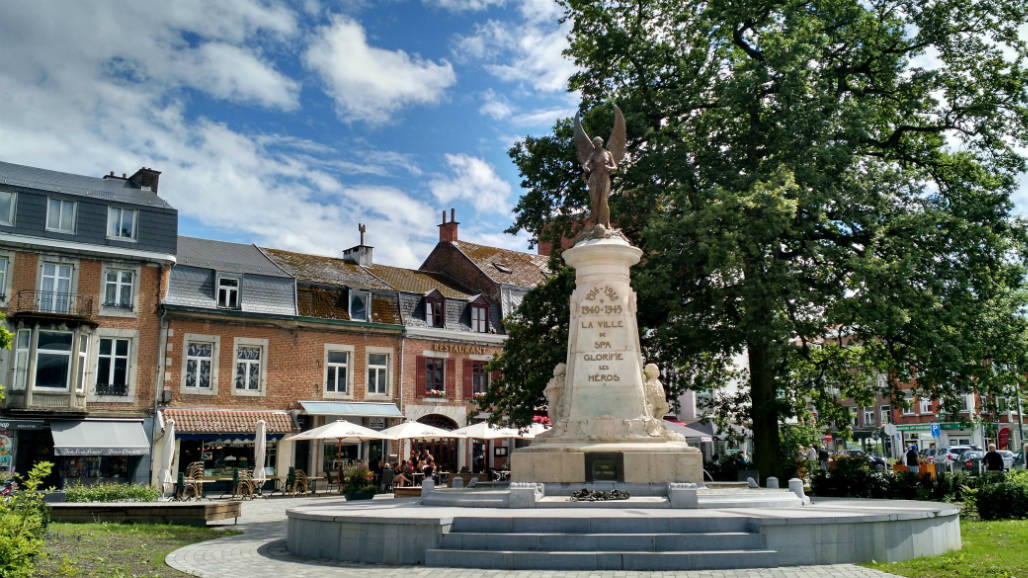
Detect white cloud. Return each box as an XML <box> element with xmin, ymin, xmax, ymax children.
<box><xmin>453</xmin><ymin>0</ymin><xmax>576</xmax><ymax>93</ymax></box>
<box><xmin>0</xmin><ymin>2</ymin><xmax>443</xmax><ymax>268</ymax></box>
<box><xmin>304</xmin><ymin>16</ymin><xmax>457</xmax><ymax>124</ymax></box>
<box><xmin>424</xmin><ymin>0</ymin><xmax>505</xmax><ymax>11</ymax></box>
<box><xmin>480</xmin><ymin>89</ymin><xmax>513</xmax><ymax>119</ymax></box>
<box><xmin>429</xmin><ymin>154</ymin><xmax>512</xmax><ymax>213</ymax></box>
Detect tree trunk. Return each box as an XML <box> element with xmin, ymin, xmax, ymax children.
<box><xmin>748</xmin><ymin>338</ymin><xmax>779</xmax><ymax>484</ymax></box>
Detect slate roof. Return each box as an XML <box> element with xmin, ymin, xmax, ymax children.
<box><xmin>162</xmin><ymin>409</ymin><xmax>298</xmax><ymax>434</ymax></box>
<box><xmin>449</xmin><ymin>240</ymin><xmax>550</xmax><ymax>287</ymax></box>
<box><xmin>177</xmin><ymin>236</ymin><xmax>290</xmax><ymax>277</ymax></box>
<box><xmin>365</xmin><ymin>263</ymin><xmax>473</xmax><ymax>300</ymax></box>
<box><xmin>263</xmin><ymin>248</ymin><xmax>392</xmax><ymax>290</ymax></box>
<box><xmin>0</xmin><ymin>161</ymin><xmax>174</xmax><ymax>209</ymax></box>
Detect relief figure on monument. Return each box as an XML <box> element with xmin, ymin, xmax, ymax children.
<box><xmin>544</xmin><ymin>362</ymin><xmax>567</xmax><ymax>422</ymax></box>
<box><xmin>643</xmin><ymin>363</ymin><xmax>671</xmax><ymax>421</ymax></box>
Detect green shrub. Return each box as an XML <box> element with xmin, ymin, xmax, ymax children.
<box><xmin>810</xmin><ymin>456</ymin><xmax>890</xmax><ymax>498</ymax></box>
<box><xmin>341</xmin><ymin>464</ymin><xmax>376</xmax><ymax>495</ymax></box>
<box><xmin>976</xmin><ymin>470</ymin><xmax>1028</xmax><ymax>520</ymax></box>
<box><xmin>64</xmin><ymin>482</ymin><xmax>161</xmax><ymax>503</ymax></box>
<box><xmin>0</xmin><ymin>461</ymin><xmax>52</xmax><ymax>578</ymax></box>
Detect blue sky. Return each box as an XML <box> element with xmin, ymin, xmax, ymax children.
<box><xmin>0</xmin><ymin>1</ymin><xmax>1025</xmax><ymax>268</ymax></box>
<box><xmin>0</xmin><ymin>0</ymin><xmax>577</xmax><ymax>267</ymax></box>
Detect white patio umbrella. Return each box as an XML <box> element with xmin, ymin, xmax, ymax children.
<box><xmin>288</xmin><ymin>420</ymin><xmax>394</xmax><ymax>489</ymax></box>
<box><xmin>158</xmin><ymin>419</ymin><xmax>175</xmax><ymax>496</ymax></box>
<box><xmin>252</xmin><ymin>419</ymin><xmax>267</xmax><ymax>490</ymax></box>
<box><xmin>380</xmin><ymin>421</ymin><xmax>465</xmax><ymax>440</ymax></box>
<box><xmin>517</xmin><ymin>422</ymin><xmax>550</xmax><ymax>440</ymax></box>
<box><xmin>452</xmin><ymin>421</ymin><xmax>522</xmax><ymax>440</ymax></box>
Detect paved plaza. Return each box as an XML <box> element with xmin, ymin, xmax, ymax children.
<box><xmin>165</xmin><ymin>496</ymin><xmax>902</xmax><ymax>578</ymax></box>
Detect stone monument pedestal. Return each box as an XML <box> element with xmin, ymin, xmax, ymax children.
<box><xmin>512</xmin><ymin>231</ymin><xmax>702</xmax><ymax>484</ymax></box>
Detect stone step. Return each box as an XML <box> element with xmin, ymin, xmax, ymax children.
<box><xmin>424</xmin><ymin>548</ymin><xmax>779</xmax><ymax>570</ymax></box>
<box><xmin>450</xmin><ymin>516</ymin><xmax>754</xmax><ymax>534</ymax></box>
<box><xmin>440</xmin><ymin>530</ymin><xmax>763</xmax><ymax>552</ymax></box>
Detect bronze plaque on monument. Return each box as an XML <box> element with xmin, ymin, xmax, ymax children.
<box><xmin>585</xmin><ymin>452</ymin><xmax>624</xmax><ymax>482</ymax></box>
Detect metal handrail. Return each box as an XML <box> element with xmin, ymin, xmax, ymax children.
<box><xmin>11</xmin><ymin>290</ymin><xmax>94</xmax><ymax>317</ymax></box>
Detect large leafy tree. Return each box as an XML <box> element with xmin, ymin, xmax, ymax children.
<box><xmin>486</xmin><ymin>0</ymin><xmax>1028</xmax><ymax>479</ymax></box>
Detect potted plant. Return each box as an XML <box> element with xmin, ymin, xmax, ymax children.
<box><xmin>342</xmin><ymin>464</ymin><xmax>376</xmax><ymax>500</ymax></box>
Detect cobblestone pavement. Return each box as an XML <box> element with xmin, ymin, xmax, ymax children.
<box><xmin>165</xmin><ymin>496</ymin><xmax>901</xmax><ymax>578</ymax></box>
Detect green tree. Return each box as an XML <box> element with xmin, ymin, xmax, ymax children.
<box><xmin>493</xmin><ymin>0</ymin><xmax>1028</xmax><ymax>480</ymax></box>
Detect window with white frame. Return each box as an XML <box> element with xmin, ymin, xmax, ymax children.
<box><xmin>863</xmin><ymin>406</ymin><xmax>875</xmax><ymax>425</ymax></box>
<box><xmin>880</xmin><ymin>404</ymin><xmax>892</xmax><ymax>424</ymax></box>
<box><xmin>234</xmin><ymin>344</ymin><xmax>263</xmax><ymax>391</ymax></box>
<box><xmin>13</xmin><ymin>329</ymin><xmax>30</xmax><ymax>390</ymax></box>
<box><xmin>46</xmin><ymin>198</ymin><xmax>76</xmax><ymax>233</ymax></box>
<box><xmin>35</xmin><ymin>330</ymin><xmax>73</xmax><ymax>389</ymax></box>
<box><xmin>367</xmin><ymin>352</ymin><xmax>388</xmax><ymax>395</ymax></box>
<box><xmin>902</xmin><ymin>396</ymin><xmax>915</xmax><ymax>415</ymax></box>
<box><xmin>39</xmin><ymin>262</ymin><xmax>73</xmax><ymax>313</ymax></box>
<box><xmin>961</xmin><ymin>393</ymin><xmax>975</xmax><ymax>412</ymax></box>
<box><xmin>186</xmin><ymin>339</ymin><xmax>213</xmax><ymax>388</ymax></box>
<box><xmin>103</xmin><ymin>269</ymin><xmax>134</xmax><ymax>309</ymax></box>
<box><xmin>183</xmin><ymin>337</ymin><xmax>217</xmax><ymax>391</ymax></box>
<box><xmin>96</xmin><ymin>337</ymin><xmax>130</xmax><ymax>396</ymax></box>
<box><xmin>350</xmin><ymin>290</ymin><xmax>370</xmax><ymax>322</ymax></box>
<box><xmin>107</xmin><ymin>207</ymin><xmax>137</xmax><ymax>240</ymax></box>
<box><xmin>217</xmin><ymin>276</ymin><xmax>240</xmax><ymax>308</ymax></box>
<box><xmin>919</xmin><ymin>397</ymin><xmax>932</xmax><ymax>414</ymax></box>
<box><xmin>77</xmin><ymin>335</ymin><xmax>88</xmax><ymax>393</ymax></box>
<box><xmin>0</xmin><ymin>190</ymin><xmax>15</xmax><ymax>226</ymax></box>
<box><xmin>326</xmin><ymin>350</ymin><xmax>349</xmax><ymax>394</ymax></box>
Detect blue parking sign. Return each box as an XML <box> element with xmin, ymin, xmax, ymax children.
<box><xmin>930</xmin><ymin>423</ymin><xmax>941</xmax><ymax>437</ymax></box>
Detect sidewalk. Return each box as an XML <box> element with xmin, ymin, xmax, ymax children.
<box><xmin>165</xmin><ymin>496</ymin><xmax>902</xmax><ymax>578</ymax></box>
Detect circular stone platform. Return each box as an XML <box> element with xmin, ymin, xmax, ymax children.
<box><xmin>286</xmin><ymin>496</ymin><xmax>960</xmax><ymax>571</ymax></box>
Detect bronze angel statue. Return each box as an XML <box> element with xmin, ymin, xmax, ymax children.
<box><xmin>574</xmin><ymin>104</ymin><xmax>627</xmax><ymax>231</ymax></box>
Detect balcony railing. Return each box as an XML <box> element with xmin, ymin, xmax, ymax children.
<box><xmin>2</xmin><ymin>389</ymin><xmax>87</xmax><ymax>412</ymax></box>
<box><xmin>10</xmin><ymin>290</ymin><xmax>94</xmax><ymax>318</ymax></box>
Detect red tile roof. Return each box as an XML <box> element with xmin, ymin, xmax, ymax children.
<box><xmin>162</xmin><ymin>409</ymin><xmax>298</xmax><ymax>434</ymax></box>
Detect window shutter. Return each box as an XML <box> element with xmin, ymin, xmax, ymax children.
<box><xmin>416</xmin><ymin>356</ymin><xmax>427</xmax><ymax>396</ymax></box>
<box><xmin>463</xmin><ymin>359</ymin><xmax>474</xmax><ymax>399</ymax></box>
<box><xmin>445</xmin><ymin>358</ymin><xmax>456</xmax><ymax>397</ymax></box>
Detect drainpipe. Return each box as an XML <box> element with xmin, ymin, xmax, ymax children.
<box><xmin>150</xmin><ymin>276</ymin><xmax>170</xmax><ymax>486</ymax></box>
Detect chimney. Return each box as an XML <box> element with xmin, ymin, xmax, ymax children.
<box><xmin>102</xmin><ymin>170</ymin><xmax>127</xmax><ymax>181</ymax></box>
<box><xmin>342</xmin><ymin>223</ymin><xmax>374</xmax><ymax>266</ymax></box>
<box><xmin>128</xmin><ymin>167</ymin><xmax>162</xmax><ymax>193</ymax></box>
<box><xmin>537</xmin><ymin>239</ymin><xmax>552</xmax><ymax>257</ymax></box>
<box><xmin>438</xmin><ymin>208</ymin><xmax>459</xmax><ymax>243</ymax></box>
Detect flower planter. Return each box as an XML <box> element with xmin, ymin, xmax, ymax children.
<box><xmin>344</xmin><ymin>491</ymin><xmax>375</xmax><ymax>501</ymax></box>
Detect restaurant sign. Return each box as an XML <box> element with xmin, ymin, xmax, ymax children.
<box><xmin>893</xmin><ymin>422</ymin><xmax>967</xmax><ymax>432</ymax></box>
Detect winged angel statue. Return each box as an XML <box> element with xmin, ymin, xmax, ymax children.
<box><xmin>574</xmin><ymin>104</ymin><xmax>627</xmax><ymax>232</ymax></box>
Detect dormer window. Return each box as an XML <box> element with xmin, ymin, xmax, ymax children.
<box><xmin>425</xmin><ymin>292</ymin><xmax>444</xmax><ymax>328</ymax></box>
<box><xmin>46</xmin><ymin>197</ymin><xmax>76</xmax><ymax>233</ymax></box>
<box><xmin>492</xmin><ymin>262</ymin><xmax>512</xmax><ymax>274</ymax></box>
<box><xmin>0</xmin><ymin>190</ymin><xmax>16</xmax><ymax>226</ymax></box>
<box><xmin>107</xmin><ymin>207</ymin><xmax>137</xmax><ymax>240</ymax></box>
<box><xmin>217</xmin><ymin>275</ymin><xmax>240</xmax><ymax>309</ymax></box>
<box><xmin>470</xmin><ymin>302</ymin><xmax>488</xmax><ymax>333</ymax></box>
<box><xmin>349</xmin><ymin>290</ymin><xmax>370</xmax><ymax>322</ymax></box>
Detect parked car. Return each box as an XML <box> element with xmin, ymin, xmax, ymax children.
<box><xmin>844</xmin><ymin>449</ymin><xmax>887</xmax><ymax>470</ymax></box>
<box><xmin>934</xmin><ymin>446</ymin><xmax>979</xmax><ymax>471</ymax></box>
<box><xmin>961</xmin><ymin>451</ymin><xmax>985</xmax><ymax>474</ymax></box>
<box><xmin>997</xmin><ymin>450</ymin><xmax>1016</xmax><ymax>471</ymax></box>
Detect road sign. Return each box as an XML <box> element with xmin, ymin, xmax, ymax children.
<box><xmin>930</xmin><ymin>423</ymin><xmax>941</xmax><ymax>437</ymax></box>
<box><xmin>883</xmin><ymin>423</ymin><xmax>897</xmax><ymax>436</ymax></box>
<box><xmin>824</xmin><ymin>433</ymin><xmax>833</xmax><ymax>442</ymax></box>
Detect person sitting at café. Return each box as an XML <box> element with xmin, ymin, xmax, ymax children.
<box><xmin>392</xmin><ymin>463</ymin><xmax>412</xmax><ymax>487</ymax></box>
<box><xmin>423</xmin><ymin>458</ymin><xmax>436</xmax><ymax>480</ymax></box>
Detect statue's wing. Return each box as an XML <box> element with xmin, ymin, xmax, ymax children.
<box><xmin>573</xmin><ymin>112</ymin><xmax>594</xmax><ymax>166</ymax></box>
<box><xmin>608</xmin><ymin>104</ymin><xmax>627</xmax><ymax>163</ymax></box>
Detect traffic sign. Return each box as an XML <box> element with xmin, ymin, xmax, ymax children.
<box><xmin>930</xmin><ymin>423</ymin><xmax>941</xmax><ymax>437</ymax></box>
<box><xmin>824</xmin><ymin>433</ymin><xmax>833</xmax><ymax>442</ymax></box>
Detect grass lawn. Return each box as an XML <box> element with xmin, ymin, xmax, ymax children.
<box><xmin>865</xmin><ymin>519</ymin><xmax>1028</xmax><ymax>578</ymax></box>
<box><xmin>34</xmin><ymin>522</ymin><xmax>238</xmax><ymax>577</ymax></box>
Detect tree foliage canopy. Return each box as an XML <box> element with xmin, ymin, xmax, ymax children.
<box><xmin>486</xmin><ymin>0</ymin><xmax>1028</xmax><ymax>479</ymax></box>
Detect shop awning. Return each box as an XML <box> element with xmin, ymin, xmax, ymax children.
<box><xmin>160</xmin><ymin>409</ymin><xmax>298</xmax><ymax>435</ymax></box>
<box><xmin>299</xmin><ymin>401</ymin><xmax>403</xmax><ymax>418</ymax></box>
<box><xmin>51</xmin><ymin>420</ymin><xmax>149</xmax><ymax>456</ymax></box>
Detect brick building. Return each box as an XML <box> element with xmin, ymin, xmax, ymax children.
<box><xmin>0</xmin><ymin>161</ymin><xmax>176</xmax><ymax>488</ymax></box>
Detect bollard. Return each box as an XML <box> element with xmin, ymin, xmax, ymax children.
<box><xmin>766</xmin><ymin>476</ymin><xmax>779</xmax><ymax>489</ymax></box>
